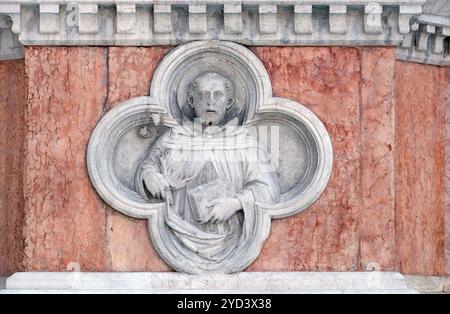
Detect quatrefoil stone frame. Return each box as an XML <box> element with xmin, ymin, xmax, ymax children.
<box><xmin>87</xmin><ymin>40</ymin><xmax>333</xmax><ymax>273</ymax></box>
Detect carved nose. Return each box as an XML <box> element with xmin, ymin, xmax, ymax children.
<box><xmin>207</xmin><ymin>94</ymin><xmax>214</xmax><ymax>105</ymax></box>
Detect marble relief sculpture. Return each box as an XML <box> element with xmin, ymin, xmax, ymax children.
<box><xmin>134</xmin><ymin>72</ymin><xmax>280</xmax><ymax>270</ymax></box>
<box><xmin>87</xmin><ymin>40</ymin><xmax>333</xmax><ymax>274</ymax></box>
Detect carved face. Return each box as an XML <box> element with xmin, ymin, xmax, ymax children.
<box><xmin>187</xmin><ymin>72</ymin><xmax>234</xmax><ymax>126</ymax></box>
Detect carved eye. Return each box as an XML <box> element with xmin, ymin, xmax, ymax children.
<box><xmin>187</xmin><ymin>95</ymin><xmax>194</xmax><ymax>106</ymax></box>
<box><xmin>214</xmin><ymin>91</ymin><xmax>223</xmax><ymax>99</ymax></box>
<box><xmin>227</xmin><ymin>96</ymin><xmax>234</xmax><ymax>107</ymax></box>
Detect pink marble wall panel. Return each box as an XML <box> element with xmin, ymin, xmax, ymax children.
<box><xmin>22</xmin><ymin>47</ymin><xmax>110</xmax><ymax>271</ymax></box>
<box><xmin>11</xmin><ymin>46</ymin><xmax>450</xmax><ymax>275</ymax></box>
<box><xmin>445</xmin><ymin>68</ymin><xmax>450</xmax><ymax>275</ymax></box>
<box><xmin>359</xmin><ymin>48</ymin><xmax>396</xmax><ymax>271</ymax></box>
<box><xmin>249</xmin><ymin>47</ymin><xmax>362</xmax><ymax>271</ymax></box>
<box><xmin>0</xmin><ymin>60</ymin><xmax>26</xmax><ymax>275</ymax></box>
<box><xmin>394</xmin><ymin>61</ymin><xmax>446</xmax><ymax>275</ymax></box>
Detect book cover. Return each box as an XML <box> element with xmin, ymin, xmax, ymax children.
<box><xmin>187</xmin><ymin>180</ymin><xmax>237</xmax><ymax>222</ymax></box>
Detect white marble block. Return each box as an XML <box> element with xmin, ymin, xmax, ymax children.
<box><xmin>259</xmin><ymin>4</ymin><xmax>277</xmax><ymax>34</ymax></box>
<box><xmin>189</xmin><ymin>4</ymin><xmax>207</xmax><ymax>34</ymax></box>
<box><xmin>2</xmin><ymin>272</ymin><xmax>419</xmax><ymax>294</ymax></box>
<box><xmin>153</xmin><ymin>4</ymin><xmax>172</xmax><ymax>34</ymax></box>
<box><xmin>78</xmin><ymin>4</ymin><xmax>98</xmax><ymax>34</ymax></box>
<box><xmin>365</xmin><ymin>3</ymin><xmax>383</xmax><ymax>34</ymax></box>
<box><xmin>294</xmin><ymin>5</ymin><xmax>313</xmax><ymax>34</ymax></box>
<box><xmin>39</xmin><ymin>4</ymin><xmax>59</xmax><ymax>34</ymax></box>
<box><xmin>399</xmin><ymin>5</ymin><xmax>422</xmax><ymax>34</ymax></box>
<box><xmin>329</xmin><ymin>5</ymin><xmax>347</xmax><ymax>34</ymax></box>
<box><xmin>418</xmin><ymin>24</ymin><xmax>436</xmax><ymax>51</ymax></box>
<box><xmin>116</xmin><ymin>4</ymin><xmax>136</xmax><ymax>34</ymax></box>
<box><xmin>224</xmin><ymin>4</ymin><xmax>242</xmax><ymax>34</ymax></box>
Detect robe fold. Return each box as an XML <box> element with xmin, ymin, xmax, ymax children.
<box><xmin>135</xmin><ymin>118</ymin><xmax>280</xmax><ymax>272</ymax></box>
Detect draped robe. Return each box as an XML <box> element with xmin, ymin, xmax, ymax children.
<box><xmin>135</xmin><ymin>118</ymin><xmax>280</xmax><ymax>271</ymax></box>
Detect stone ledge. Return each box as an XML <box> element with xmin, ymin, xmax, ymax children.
<box><xmin>0</xmin><ymin>1</ymin><xmax>426</xmax><ymax>48</ymax></box>
<box><xmin>405</xmin><ymin>275</ymin><xmax>450</xmax><ymax>294</ymax></box>
<box><xmin>1</xmin><ymin>272</ymin><xmax>418</xmax><ymax>294</ymax></box>
<box><xmin>4</xmin><ymin>1</ymin><xmax>450</xmax><ymax>67</ymax></box>
<box><xmin>0</xmin><ymin>288</ymin><xmax>418</xmax><ymax>294</ymax></box>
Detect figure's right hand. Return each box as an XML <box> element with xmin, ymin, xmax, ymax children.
<box><xmin>143</xmin><ymin>172</ymin><xmax>173</xmax><ymax>205</ymax></box>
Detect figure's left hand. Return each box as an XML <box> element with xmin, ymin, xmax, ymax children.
<box><xmin>204</xmin><ymin>197</ymin><xmax>242</xmax><ymax>224</ymax></box>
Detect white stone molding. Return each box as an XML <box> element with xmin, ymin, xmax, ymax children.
<box><xmin>39</xmin><ymin>4</ymin><xmax>60</xmax><ymax>34</ymax></box>
<box><xmin>224</xmin><ymin>4</ymin><xmax>242</xmax><ymax>34</ymax></box>
<box><xmin>116</xmin><ymin>3</ymin><xmax>137</xmax><ymax>34</ymax></box>
<box><xmin>87</xmin><ymin>40</ymin><xmax>333</xmax><ymax>273</ymax></box>
<box><xmin>9</xmin><ymin>0</ymin><xmax>450</xmax><ymax>64</ymax></box>
<box><xmin>397</xmin><ymin>0</ymin><xmax>450</xmax><ymax>66</ymax></box>
<box><xmin>78</xmin><ymin>3</ymin><xmax>98</xmax><ymax>34</ymax></box>
<box><xmin>258</xmin><ymin>4</ymin><xmax>278</xmax><ymax>34</ymax></box>
<box><xmin>2</xmin><ymin>272</ymin><xmax>419</xmax><ymax>294</ymax></box>
<box><xmin>399</xmin><ymin>4</ymin><xmax>422</xmax><ymax>33</ymax></box>
<box><xmin>294</xmin><ymin>4</ymin><xmax>313</xmax><ymax>34</ymax></box>
<box><xmin>364</xmin><ymin>2</ymin><xmax>383</xmax><ymax>34</ymax></box>
<box><xmin>153</xmin><ymin>4</ymin><xmax>172</xmax><ymax>34</ymax></box>
<box><xmin>188</xmin><ymin>4</ymin><xmax>207</xmax><ymax>34</ymax></box>
<box><xmin>329</xmin><ymin>4</ymin><xmax>347</xmax><ymax>34</ymax></box>
<box><xmin>0</xmin><ymin>1</ymin><xmax>426</xmax><ymax>48</ymax></box>
<box><xmin>0</xmin><ymin>12</ymin><xmax>23</xmax><ymax>60</ymax></box>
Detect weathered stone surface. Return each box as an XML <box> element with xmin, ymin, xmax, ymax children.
<box><xmin>405</xmin><ymin>275</ymin><xmax>450</xmax><ymax>293</ymax></box>
<box><xmin>252</xmin><ymin>47</ymin><xmax>361</xmax><ymax>160</ymax></box>
<box><xmin>395</xmin><ymin>61</ymin><xmax>446</xmax><ymax>275</ymax></box>
<box><xmin>249</xmin><ymin>159</ymin><xmax>360</xmax><ymax>271</ymax></box>
<box><xmin>22</xmin><ymin>47</ymin><xmax>110</xmax><ymax>271</ymax></box>
<box><xmin>360</xmin><ymin>48</ymin><xmax>396</xmax><ymax>271</ymax></box>
<box><xmin>446</xmin><ymin>67</ymin><xmax>450</xmax><ymax>275</ymax></box>
<box><xmin>249</xmin><ymin>47</ymin><xmax>361</xmax><ymax>271</ymax></box>
<box><xmin>107</xmin><ymin>47</ymin><xmax>170</xmax><ymax>108</ymax></box>
<box><xmin>22</xmin><ymin>47</ymin><xmax>174</xmax><ymax>272</ymax></box>
<box><xmin>105</xmin><ymin>213</ymin><xmax>169</xmax><ymax>272</ymax></box>
<box><xmin>9</xmin><ymin>2</ymin><xmax>420</xmax><ymax>47</ymax></box>
<box><xmin>17</xmin><ymin>46</ymin><xmax>450</xmax><ymax>275</ymax></box>
<box><xmin>0</xmin><ymin>60</ymin><xmax>26</xmax><ymax>276</ymax></box>
<box><xmin>3</xmin><ymin>272</ymin><xmax>417</xmax><ymax>294</ymax></box>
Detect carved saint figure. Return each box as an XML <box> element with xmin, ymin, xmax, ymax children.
<box><xmin>135</xmin><ymin>72</ymin><xmax>280</xmax><ymax>272</ymax></box>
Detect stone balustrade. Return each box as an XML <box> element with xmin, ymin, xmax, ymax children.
<box><xmin>397</xmin><ymin>0</ymin><xmax>450</xmax><ymax>66</ymax></box>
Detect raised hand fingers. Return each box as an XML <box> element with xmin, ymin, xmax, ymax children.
<box><xmin>208</xmin><ymin>206</ymin><xmax>225</xmax><ymax>224</ymax></box>
<box><xmin>205</xmin><ymin>199</ymin><xmax>218</xmax><ymax>209</ymax></box>
<box><xmin>164</xmin><ymin>188</ymin><xmax>174</xmax><ymax>205</ymax></box>
<box><xmin>148</xmin><ymin>185</ymin><xmax>158</xmax><ymax>198</ymax></box>
<box><xmin>144</xmin><ymin>177</ymin><xmax>159</xmax><ymax>198</ymax></box>
<box><xmin>210</xmin><ymin>213</ymin><xmax>219</xmax><ymax>224</ymax></box>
